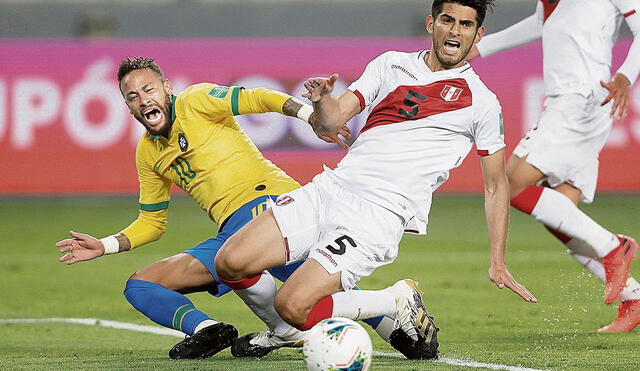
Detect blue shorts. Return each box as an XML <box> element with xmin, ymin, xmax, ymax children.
<box><xmin>184</xmin><ymin>195</ymin><xmax>302</xmax><ymax>297</ymax></box>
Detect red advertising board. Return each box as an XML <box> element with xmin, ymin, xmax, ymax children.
<box><xmin>1</xmin><ymin>39</ymin><xmax>639</xmax><ymax>194</ymax></box>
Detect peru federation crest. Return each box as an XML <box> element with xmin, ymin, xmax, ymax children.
<box><xmin>440</xmin><ymin>85</ymin><xmax>463</xmax><ymax>102</ymax></box>
<box><xmin>178</xmin><ymin>132</ymin><xmax>188</xmax><ymax>152</ymax></box>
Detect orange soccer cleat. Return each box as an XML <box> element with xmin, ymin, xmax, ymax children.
<box><xmin>598</xmin><ymin>300</ymin><xmax>640</xmax><ymax>333</ymax></box>
<box><xmin>602</xmin><ymin>235</ymin><xmax>639</xmax><ymax>304</ymax></box>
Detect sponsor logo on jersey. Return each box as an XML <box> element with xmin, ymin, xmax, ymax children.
<box><xmin>178</xmin><ymin>132</ymin><xmax>188</xmax><ymax>152</ymax></box>
<box><xmin>315</xmin><ymin>248</ymin><xmax>338</xmax><ymax>267</ymax></box>
<box><xmin>276</xmin><ymin>195</ymin><xmax>294</xmax><ymax>206</ymax></box>
<box><xmin>440</xmin><ymin>85</ymin><xmax>463</xmax><ymax>102</ymax></box>
<box><xmin>391</xmin><ymin>64</ymin><xmax>418</xmax><ymax>80</ymax></box>
<box><xmin>208</xmin><ymin>86</ymin><xmax>229</xmax><ymax>98</ymax></box>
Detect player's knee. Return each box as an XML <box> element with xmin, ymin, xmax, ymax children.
<box><xmin>214</xmin><ymin>244</ymin><xmax>247</xmax><ymax>280</ymax></box>
<box><xmin>274</xmin><ymin>291</ymin><xmax>308</xmax><ymax>328</ymax></box>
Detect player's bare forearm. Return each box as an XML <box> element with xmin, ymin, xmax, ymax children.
<box><xmin>116</xmin><ymin>233</ymin><xmax>132</xmax><ymax>252</ymax></box>
<box><xmin>484</xmin><ymin>174</ymin><xmax>509</xmax><ymax>267</ymax></box>
<box><xmin>282</xmin><ymin>97</ymin><xmax>303</xmax><ymax>118</ymax></box>
<box><xmin>480</xmin><ymin>150</ymin><xmax>536</xmax><ymax>302</ymax></box>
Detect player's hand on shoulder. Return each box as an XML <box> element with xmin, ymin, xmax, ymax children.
<box><xmin>489</xmin><ymin>263</ymin><xmax>538</xmax><ymax>303</ymax></box>
<box><xmin>303</xmin><ymin>74</ymin><xmax>339</xmax><ymax>102</ymax></box>
<box><xmin>55</xmin><ymin>230</ymin><xmax>105</xmax><ymax>265</ymax></box>
<box><xmin>600</xmin><ymin>73</ymin><xmax>631</xmax><ymax>120</ymax></box>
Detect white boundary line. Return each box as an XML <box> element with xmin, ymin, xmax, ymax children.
<box><xmin>0</xmin><ymin>318</ymin><xmax>547</xmax><ymax>371</ymax></box>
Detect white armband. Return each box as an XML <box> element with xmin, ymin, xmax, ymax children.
<box><xmin>294</xmin><ymin>100</ymin><xmax>314</xmax><ymax>123</ymax></box>
<box><xmin>99</xmin><ymin>235</ymin><xmax>120</xmax><ymax>255</ymax></box>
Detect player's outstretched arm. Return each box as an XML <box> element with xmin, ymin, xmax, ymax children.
<box><xmin>56</xmin><ymin>231</ymin><xmax>131</xmax><ymax>265</ymax></box>
<box><xmin>480</xmin><ymin>149</ymin><xmax>537</xmax><ymax>303</ymax></box>
<box><xmin>303</xmin><ymin>74</ymin><xmax>360</xmax><ymax>150</ymax></box>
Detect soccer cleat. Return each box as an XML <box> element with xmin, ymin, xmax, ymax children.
<box><xmin>598</xmin><ymin>300</ymin><xmax>640</xmax><ymax>333</ymax></box>
<box><xmin>231</xmin><ymin>327</ymin><xmax>305</xmax><ymax>358</ymax></box>
<box><xmin>168</xmin><ymin>322</ymin><xmax>238</xmax><ymax>359</ymax></box>
<box><xmin>602</xmin><ymin>235</ymin><xmax>639</xmax><ymax>304</ymax></box>
<box><xmin>384</xmin><ymin>279</ymin><xmax>439</xmax><ymax>359</ymax></box>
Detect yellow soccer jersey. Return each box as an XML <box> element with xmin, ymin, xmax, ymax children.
<box><xmin>121</xmin><ymin>83</ymin><xmax>300</xmax><ymax>248</ymax></box>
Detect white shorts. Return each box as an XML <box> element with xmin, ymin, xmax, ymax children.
<box><xmin>269</xmin><ymin>172</ymin><xmax>405</xmax><ymax>290</ymax></box>
<box><xmin>513</xmin><ymin>94</ymin><xmax>612</xmax><ymax>203</ymax></box>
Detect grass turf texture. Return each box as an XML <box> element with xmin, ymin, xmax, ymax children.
<box><xmin>1</xmin><ymin>195</ymin><xmax>639</xmax><ymax>370</ymax></box>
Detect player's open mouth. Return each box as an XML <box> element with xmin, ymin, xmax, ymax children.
<box><xmin>443</xmin><ymin>40</ymin><xmax>461</xmax><ymax>54</ymax></box>
<box><xmin>143</xmin><ymin>108</ymin><xmax>163</xmax><ymax>125</ymax></box>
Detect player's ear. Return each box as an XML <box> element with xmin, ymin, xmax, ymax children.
<box><xmin>425</xmin><ymin>15</ymin><xmax>434</xmax><ymax>34</ymax></box>
<box><xmin>474</xmin><ymin>25</ymin><xmax>485</xmax><ymax>44</ymax></box>
<box><xmin>163</xmin><ymin>79</ymin><xmax>173</xmax><ymax>95</ymax></box>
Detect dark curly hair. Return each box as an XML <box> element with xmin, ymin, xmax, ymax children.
<box><xmin>117</xmin><ymin>57</ymin><xmax>164</xmax><ymax>83</ymax></box>
<box><xmin>431</xmin><ymin>0</ymin><xmax>496</xmax><ymax>27</ymax></box>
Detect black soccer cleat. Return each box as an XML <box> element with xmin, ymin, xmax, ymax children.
<box><xmin>168</xmin><ymin>322</ymin><xmax>238</xmax><ymax>360</ymax></box>
<box><xmin>231</xmin><ymin>332</ymin><xmax>278</xmax><ymax>358</ymax></box>
<box><xmin>389</xmin><ymin>311</ymin><xmax>439</xmax><ymax>360</ymax></box>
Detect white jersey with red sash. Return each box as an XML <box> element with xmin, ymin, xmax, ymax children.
<box><xmin>324</xmin><ymin>50</ymin><xmax>505</xmax><ymax>235</ymax></box>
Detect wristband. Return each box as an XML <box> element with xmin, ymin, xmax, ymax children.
<box><xmin>296</xmin><ymin>104</ymin><xmax>314</xmax><ymax>123</ymax></box>
<box><xmin>99</xmin><ymin>235</ymin><xmax>120</xmax><ymax>255</ymax></box>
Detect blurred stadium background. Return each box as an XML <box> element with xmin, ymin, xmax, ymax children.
<box><xmin>0</xmin><ymin>0</ymin><xmax>638</xmax><ymax>193</ymax></box>
<box><xmin>1</xmin><ymin>1</ymin><xmax>640</xmax><ymax>370</ymax></box>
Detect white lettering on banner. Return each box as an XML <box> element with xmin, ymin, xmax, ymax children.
<box><xmin>13</xmin><ymin>78</ymin><xmax>61</xmax><ymax>149</ymax></box>
<box><xmin>290</xmin><ymin>77</ymin><xmax>365</xmax><ymax>148</ymax></box>
<box><xmin>0</xmin><ymin>80</ymin><xmax>5</xmax><ymax>141</ymax></box>
<box><xmin>65</xmin><ymin>60</ymin><xmax>128</xmax><ymax>150</ymax></box>
<box><xmin>232</xmin><ymin>76</ymin><xmax>289</xmax><ymax>149</ymax></box>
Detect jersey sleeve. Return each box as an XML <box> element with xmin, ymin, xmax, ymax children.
<box><xmin>182</xmin><ymin>84</ymin><xmax>291</xmax><ymax>120</ymax></box>
<box><xmin>476</xmin><ymin>3</ymin><xmax>542</xmax><ymax>58</ymax></box>
<box><xmin>614</xmin><ymin>0</ymin><xmax>640</xmax><ymax>85</ymax></box>
<box><xmin>119</xmin><ymin>145</ymin><xmax>171</xmax><ymax>248</ymax></box>
<box><xmin>347</xmin><ymin>52</ymin><xmax>387</xmax><ymax>112</ymax></box>
<box><xmin>473</xmin><ymin>97</ymin><xmax>505</xmax><ymax>156</ymax></box>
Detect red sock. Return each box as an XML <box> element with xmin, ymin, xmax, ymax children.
<box><xmin>218</xmin><ymin>274</ymin><xmax>261</xmax><ymax>290</ymax></box>
<box><xmin>511</xmin><ymin>186</ymin><xmax>544</xmax><ymax>214</ymax></box>
<box><xmin>300</xmin><ymin>296</ymin><xmax>334</xmax><ymax>330</ymax></box>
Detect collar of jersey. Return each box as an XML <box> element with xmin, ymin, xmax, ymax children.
<box><xmin>149</xmin><ymin>95</ymin><xmax>177</xmax><ymax>140</ymax></box>
<box><xmin>421</xmin><ymin>50</ymin><xmax>472</xmax><ymax>74</ymax></box>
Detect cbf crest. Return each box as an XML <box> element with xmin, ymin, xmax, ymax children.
<box><xmin>440</xmin><ymin>85</ymin><xmax>463</xmax><ymax>102</ymax></box>
<box><xmin>178</xmin><ymin>132</ymin><xmax>188</xmax><ymax>152</ymax></box>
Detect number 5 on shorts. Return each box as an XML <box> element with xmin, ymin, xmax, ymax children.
<box><xmin>325</xmin><ymin>235</ymin><xmax>356</xmax><ymax>255</ymax></box>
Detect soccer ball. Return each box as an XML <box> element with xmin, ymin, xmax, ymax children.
<box><xmin>303</xmin><ymin>317</ymin><xmax>373</xmax><ymax>371</ymax></box>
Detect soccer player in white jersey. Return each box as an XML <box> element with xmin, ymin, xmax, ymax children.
<box><xmin>468</xmin><ymin>0</ymin><xmax>640</xmax><ymax>332</ymax></box>
<box><xmin>214</xmin><ymin>0</ymin><xmax>536</xmax><ymax>359</ymax></box>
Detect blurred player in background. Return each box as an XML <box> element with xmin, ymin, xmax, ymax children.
<box><xmin>215</xmin><ymin>0</ymin><xmax>535</xmax><ymax>361</ymax></box>
<box><xmin>55</xmin><ymin>57</ymin><xmax>400</xmax><ymax>360</ymax></box>
<box><xmin>468</xmin><ymin>0</ymin><xmax>640</xmax><ymax>332</ymax></box>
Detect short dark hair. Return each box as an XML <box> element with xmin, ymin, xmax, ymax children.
<box><xmin>117</xmin><ymin>56</ymin><xmax>164</xmax><ymax>83</ymax></box>
<box><xmin>431</xmin><ymin>0</ymin><xmax>495</xmax><ymax>27</ymax></box>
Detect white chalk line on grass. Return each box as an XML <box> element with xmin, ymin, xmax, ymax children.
<box><xmin>0</xmin><ymin>318</ymin><xmax>547</xmax><ymax>371</ymax></box>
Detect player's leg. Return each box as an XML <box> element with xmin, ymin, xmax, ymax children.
<box><xmin>233</xmin><ymin>261</ymin><xmax>394</xmax><ymax>359</ymax></box>
<box><xmin>125</xmin><ymin>252</ymin><xmax>219</xmax><ymax>334</ymax></box>
<box><xmin>508</xmin><ymin>154</ymin><xmax>638</xmax><ymax>303</ymax></box>
<box><xmin>546</xmin><ymin>185</ymin><xmax>640</xmax><ymax>332</ymax></box>
<box><xmin>124</xmin><ymin>248</ymin><xmax>238</xmax><ymax>359</ymax></box>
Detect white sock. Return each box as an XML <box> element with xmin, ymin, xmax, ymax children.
<box><xmin>193</xmin><ymin>319</ymin><xmax>218</xmax><ymax>334</ymax></box>
<box><xmin>330</xmin><ymin>290</ymin><xmax>396</xmax><ymax>321</ymax></box>
<box><xmin>569</xmin><ymin>251</ymin><xmax>640</xmax><ymax>301</ymax></box>
<box><xmin>233</xmin><ymin>270</ymin><xmax>295</xmax><ymax>336</ymax></box>
<box><xmin>373</xmin><ymin>315</ymin><xmax>396</xmax><ymax>342</ymax></box>
<box><xmin>531</xmin><ymin>188</ymin><xmax>618</xmax><ymax>258</ymax></box>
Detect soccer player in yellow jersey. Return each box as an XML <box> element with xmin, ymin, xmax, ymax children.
<box><xmin>55</xmin><ymin>57</ymin><xmax>404</xmax><ymax>360</ymax></box>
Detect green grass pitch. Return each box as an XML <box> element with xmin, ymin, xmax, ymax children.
<box><xmin>1</xmin><ymin>194</ymin><xmax>639</xmax><ymax>370</ymax></box>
